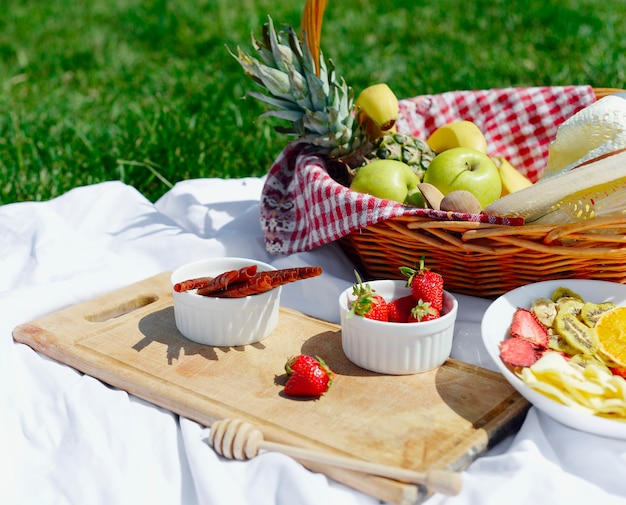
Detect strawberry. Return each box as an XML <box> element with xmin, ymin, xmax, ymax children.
<box><xmin>284</xmin><ymin>372</ymin><xmax>329</xmax><ymax>397</ymax></box>
<box><xmin>400</xmin><ymin>257</ymin><xmax>444</xmax><ymax>311</ymax></box>
<box><xmin>285</xmin><ymin>354</ymin><xmax>321</xmax><ymax>375</ymax></box>
<box><xmin>285</xmin><ymin>354</ymin><xmax>333</xmax><ymax>379</ymax></box>
<box><xmin>283</xmin><ymin>354</ymin><xmax>334</xmax><ymax>397</ymax></box>
<box><xmin>499</xmin><ymin>336</ymin><xmax>539</xmax><ymax>368</ymax></box>
<box><xmin>408</xmin><ymin>299</ymin><xmax>440</xmax><ymax>322</ymax></box>
<box><xmin>510</xmin><ymin>308</ymin><xmax>549</xmax><ymax>349</ymax></box>
<box><xmin>349</xmin><ymin>271</ymin><xmax>388</xmax><ymax>321</ymax></box>
<box><xmin>611</xmin><ymin>367</ymin><xmax>626</xmax><ymax>379</ymax></box>
<box><xmin>387</xmin><ymin>295</ymin><xmax>417</xmax><ymax>323</ymax></box>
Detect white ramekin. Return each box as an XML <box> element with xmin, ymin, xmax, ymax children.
<box><xmin>171</xmin><ymin>257</ymin><xmax>280</xmax><ymax>347</ymax></box>
<box><xmin>339</xmin><ymin>280</ymin><xmax>458</xmax><ymax>374</ymax></box>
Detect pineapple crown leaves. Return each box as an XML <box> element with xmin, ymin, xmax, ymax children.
<box><xmin>230</xmin><ymin>21</ymin><xmax>304</xmax><ymax>107</ymax></box>
<box><xmin>229</xmin><ymin>16</ymin><xmax>365</xmax><ymax>157</ymax></box>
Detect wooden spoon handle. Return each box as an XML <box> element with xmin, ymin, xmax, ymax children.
<box><xmin>209</xmin><ymin>418</ymin><xmax>462</xmax><ymax>496</ymax></box>
<box><xmin>260</xmin><ymin>439</ymin><xmax>462</xmax><ymax>496</ymax></box>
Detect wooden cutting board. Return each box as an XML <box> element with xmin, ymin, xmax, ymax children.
<box><xmin>13</xmin><ymin>272</ymin><xmax>528</xmax><ymax>505</ymax></box>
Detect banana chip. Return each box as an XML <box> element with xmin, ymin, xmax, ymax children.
<box><xmin>518</xmin><ymin>352</ymin><xmax>626</xmax><ymax>420</ymax></box>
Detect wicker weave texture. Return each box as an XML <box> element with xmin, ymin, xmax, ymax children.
<box><xmin>339</xmin><ymin>88</ymin><xmax>626</xmax><ymax>299</ymax></box>
<box><xmin>339</xmin><ymin>215</ymin><xmax>626</xmax><ymax>298</ymax></box>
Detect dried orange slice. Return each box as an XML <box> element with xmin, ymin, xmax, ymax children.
<box><xmin>596</xmin><ymin>306</ymin><xmax>626</xmax><ymax>367</ymax></box>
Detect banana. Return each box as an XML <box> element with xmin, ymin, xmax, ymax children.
<box><xmin>530</xmin><ymin>297</ymin><xmax>557</xmax><ymax>327</ymax></box>
<box><xmin>355</xmin><ymin>83</ymin><xmax>399</xmax><ymax>133</ymax></box>
<box><xmin>493</xmin><ymin>156</ymin><xmax>534</xmax><ymax>196</ymax></box>
<box><xmin>426</xmin><ymin>120</ymin><xmax>487</xmax><ymax>154</ymax></box>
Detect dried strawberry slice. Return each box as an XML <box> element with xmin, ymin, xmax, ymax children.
<box><xmin>611</xmin><ymin>367</ymin><xmax>626</xmax><ymax>379</ymax></box>
<box><xmin>510</xmin><ymin>308</ymin><xmax>549</xmax><ymax>349</ymax></box>
<box><xmin>499</xmin><ymin>337</ymin><xmax>540</xmax><ymax>368</ymax></box>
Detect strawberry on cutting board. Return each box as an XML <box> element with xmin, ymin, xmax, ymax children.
<box><xmin>283</xmin><ymin>354</ymin><xmax>334</xmax><ymax>398</ymax></box>
<box><xmin>400</xmin><ymin>257</ymin><xmax>444</xmax><ymax>312</ymax></box>
<box><xmin>285</xmin><ymin>354</ymin><xmax>322</xmax><ymax>375</ymax></box>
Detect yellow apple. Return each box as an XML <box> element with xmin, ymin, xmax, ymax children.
<box><xmin>427</xmin><ymin>120</ymin><xmax>488</xmax><ymax>154</ymax></box>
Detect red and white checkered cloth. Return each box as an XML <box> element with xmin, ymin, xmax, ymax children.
<box><xmin>260</xmin><ymin>85</ymin><xmax>596</xmax><ymax>255</ymax></box>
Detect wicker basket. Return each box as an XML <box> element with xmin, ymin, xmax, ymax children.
<box><xmin>338</xmin><ymin>87</ymin><xmax>626</xmax><ymax>299</ymax></box>
<box><xmin>296</xmin><ymin>4</ymin><xmax>626</xmax><ymax>298</ymax></box>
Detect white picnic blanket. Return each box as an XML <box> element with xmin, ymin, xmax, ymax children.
<box><xmin>2</xmin><ymin>179</ymin><xmax>625</xmax><ymax>505</ymax></box>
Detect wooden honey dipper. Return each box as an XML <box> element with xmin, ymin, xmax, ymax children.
<box><xmin>208</xmin><ymin>418</ymin><xmax>463</xmax><ymax>496</ymax></box>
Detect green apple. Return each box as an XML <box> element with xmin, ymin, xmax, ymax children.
<box><xmin>423</xmin><ymin>147</ymin><xmax>502</xmax><ymax>208</ymax></box>
<box><xmin>350</xmin><ymin>159</ymin><xmax>424</xmax><ymax>206</ymax></box>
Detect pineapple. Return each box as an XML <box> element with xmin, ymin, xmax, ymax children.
<box><xmin>371</xmin><ymin>132</ymin><xmax>435</xmax><ymax>181</ymax></box>
<box><xmin>229</xmin><ymin>12</ymin><xmax>434</xmax><ymax>181</ymax></box>
<box><xmin>230</xmin><ymin>17</ymin><xmax>363</xmax><ymax>159</ymax></box>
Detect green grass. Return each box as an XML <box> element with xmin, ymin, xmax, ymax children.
<box><xmin>1</xmin><ymin>0</ymin><xmax>625</xmax><ymax>204</ymax></box>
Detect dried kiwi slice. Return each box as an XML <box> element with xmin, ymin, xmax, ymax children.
<box><xmin>548</xmin><ymin>332</ymin><xmax>579</xmax><ymax>355</ymax></box>
<box><xmin>579</xmin><ymin>301</ymin><xmax>617</xmax><ymax>327</ymax></box>
<box><xmin>551</xmin><ymin>287</ymin><xmax>583</xmax><ymax>303</ymax></box>
<box><xmin>554</xmin><ymin>310</ymin><xmax>600</xmax><ymax>355</ymax></box>
<box><xmin>555</xmin><ymin>298</ymin><xmax>584</xmax><ymax>316</ymax></box>
<box><xmin>569</xmin><ymin>353</ymin><xmax>606</xmax><ymax>368</ymax></box>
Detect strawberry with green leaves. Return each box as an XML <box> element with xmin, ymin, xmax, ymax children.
<box><xmin>400</xmin><ymin>257</ymin><xmax>444</xmax><ymax>312</ymax></box>
<box><xmin>349</xmin><ymin>271</ymin><xmax>388</xmax><ymax>322</ymax></box>
<box><xmin>284</xmin><ymin>354</ymin><xmax>334</xmax><ymax>397</ymax></box>
<box><xmin>285</xmin><ymin>354</ymin><xmax>323</xmax><ymax>376</ymax></box>
<box><xmin>408</xmin><ymin>299</ymin><xmax>440</xmax><ymax>322</ymax></box>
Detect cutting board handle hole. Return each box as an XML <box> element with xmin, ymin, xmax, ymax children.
<box><xmin>84</xmin><ymin>294</ymin><xmax>159</xmax><ymax>322</ymax></box>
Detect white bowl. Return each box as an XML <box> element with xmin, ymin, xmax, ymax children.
<box><xmin>171</xmin><ymin>257</ymin><xmax>281</xmax><ymax>347</ymax></box>
<box><xmin>339</xmin><ymin>280</ymin><xmax>458</xmax><ymax>374</ymax></box>
<box><xmin>481</xmin><ymin>279</ymin><xmax>626</xmax><ymax>439</ymax></box>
